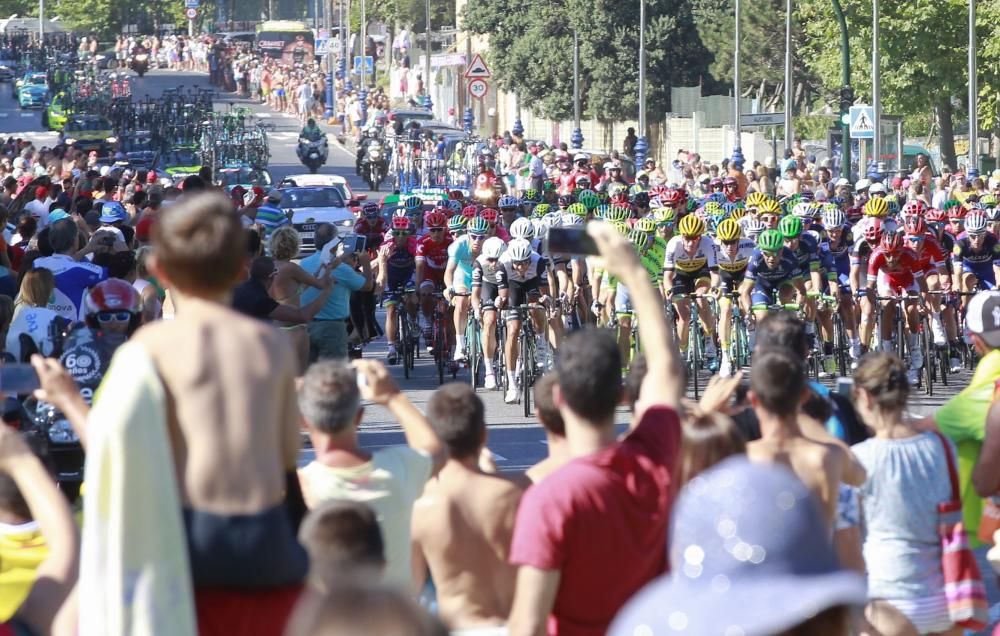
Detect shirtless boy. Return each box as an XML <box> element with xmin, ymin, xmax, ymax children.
<box><xmin>411</xmin><ymin>383</ymin><xmax>523</xmax><ymax>631</ymax></box>
<box><xmin>746</xmin><ymin>347</ymin><xmax>858</xmax><ymax>526</ymax></box>
<box><xmin>525</xmin><ymin>371</ymin><xmax>569</xmax><ymax>484</ymax></box>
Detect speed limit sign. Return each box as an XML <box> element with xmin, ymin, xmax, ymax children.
<box><xmin>468</xmin><ymin>78</ymin><xmax>488</xmax><ymax>100</ymax></box>
<box><xmin>185</xmin><ymin>7</ymin><xmax>198</xmax><ymax>19</ymax></box>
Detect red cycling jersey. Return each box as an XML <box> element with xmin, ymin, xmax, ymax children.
<box><xmin>415</xmin><ymin>234</ymin><xmax>453</xmax><ymax>282</ymax></box>
<box><xmin>909</xmin><ymin>233</ymin><xmax>946</xmax><ymax>274</ymax></box>
<box><xmin>867</xmin><ymin>246</ymin><xmax>924</xmax><ymax>291</ymax></box>
<box><xmin>355</xmin><ymin>217</ymin><xmax>388</xmax><ymax>250</ymax></box>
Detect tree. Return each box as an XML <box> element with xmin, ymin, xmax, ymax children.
<box><xmin>796</xmin><ymin>0</ymin><xmax>967</xmax><ymax>170</ymax></box>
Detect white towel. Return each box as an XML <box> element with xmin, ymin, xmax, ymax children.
<box><xmin>78</xmin><ymin>341</ymin><xmax>196</xmax><ymax>636</ymax></box>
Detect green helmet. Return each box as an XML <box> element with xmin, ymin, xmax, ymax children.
<box><xmin>448</xmin><ymin>214</ymin><xmax>466</xmax><ymax>233</ymax></box>
<box><xmin>757</xmin><ymin>229</ymin><xmax>784</xmax><ymax>252</ymax></box>
<box><xmin>579</xmin><ymin>192</ymin><xmax>600</xmax><ymax>210</ymax></box>
<box><xmin>404</xmin><ymin>195</ymin><xmax>423</xmax><ymax>211</ymax></box>
<box><xmin>634</xmin><ymin>217</ymin><xmax>656</xmax><ymax>234</ymax></box>
<box><xmin>626</xmin><ymin>229</ymin><xmax>648</xmax><ymax>247</ymax></box>
<box><xmin>567</xmin><ymin>202</ymin><xmax>588</xmax><ymax>218</ymax></box>
<box><xmin>703</xmin><ymin>201</ymin><xmax>725</xmax><ymax>217</ymax></box>
<box><xmin>468</xmin><ymin>216</ymin><xmax>490</xmax><ymax>235</ymax></box>
<box><xmin>778</xmin><ymin>215</ymin><xmax>803</xmax><ymax>239</ymax></box>
<box><xmin>610</xmin><ymin>205</ymin><xmax>632</xmax><ymax>222</ymax></box>
<box><xmin>523</xmin><ymin>188</ymin><xmax>541</xmax><ymax>203</ymax></box>
<box><xmin>533</xmin><ymin>203</ymin><xmax>551</xmax><ymax>218</ymax></box>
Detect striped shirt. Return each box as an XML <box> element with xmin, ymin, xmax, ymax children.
<box><xmin>255</xmin><ymin>204</ymin><xmax>290</xmax><ymax>246</ymax></box>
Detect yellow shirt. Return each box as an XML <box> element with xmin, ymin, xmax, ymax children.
<box><xmin>299</xmin><ymin>447</ymin><xmax>432</xmax><ymax>589</ymax></box>
<box><xmin>0</xmin><ymin>522</ymin><xmax>47</xmax><ymax>620</ymax></box>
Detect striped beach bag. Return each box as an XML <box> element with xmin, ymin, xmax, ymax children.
<box><xmin>934</xmin><ymin>431</ymin><xmax>989</xmax><ymax>630</ymax></box>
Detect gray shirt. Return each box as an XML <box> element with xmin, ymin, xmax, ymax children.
<box><xmin>852</xmin><ymin>432</ymin><xmax>955</xmax><ymax>600</ymax></box>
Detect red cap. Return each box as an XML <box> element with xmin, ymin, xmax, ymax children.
<box><xmin>34</xmin><ymin>186</ymin><xmax>47</xmax><ymax>199</ymax></box>
<box><xmin>146</xmin><ymin>171</ymin><xmax>157</xmax><ymax>183</ymax></box>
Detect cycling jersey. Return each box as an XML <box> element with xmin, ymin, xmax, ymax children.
<box><xmin>909</xmin><ymin>234</ymin><xmax>946</xmax><ymax>275</ymax></box>
<box><xmin>714</xmin><ymin>238</ymin><xmax>755</xmax><ymax>289</ymax></box>
<box><xmin>415</xmin><ymin>235</ymin><xmax>452</xmax><ymax>284</ymax></box>
<box><xmin>646</xmin><ymin>235</ymin><xmax>667</xmax><ymax>275</ymax></box>
<box><xmin>355</xmin><ymin>217</ymin><xmax>388</xmax><ymax>251</ymax></box>
<box><xmin>663</xmin><ymin>235</ymin><xmax>717</xmax><ymax>273</ymax></box>
<box><xmin>824</xmin><ymin>232</ymin><xmax>853</xmax><ymax>292</ymax></box>
<box><xmin>447</xmin><ymin>235</ymin><xmax>478</xmax><ymax>290</ymax></box>
<box><xmin>33</xmin><ymin>255</ymin><xmax>108</xmax><ymax>321</ymax></box>
<box><xmin>472</xmin><ymin>254</ymin><xmax>503</xmax><ymax>287</ymax></box>
<box><xmin>496</xmin><ymin>252</ymin><xmax>546</xmax><ymax>288</ymax></box>
<box><xmin>380</xmin><ymin>239</ymin><xmax>418</xmax><ymax>291</ymax></box>
<box><xmin>745</xmin><ymin>248</ymin><xmax>802</xmax><ymax>291</ymax></box>
<box><xmin>867</xmin><ymin>247</ymin><xmax>924</xmax><ymax>294</ymax></box>
<box><xmin>786</xmin><ymin>232</ymin><xmax>822</xmax><ymax>275</ymax></box>
<box><xmin>951</xmin><ymin>234</ymin><xmax>1000</xmax><ymax>288</ymax></box>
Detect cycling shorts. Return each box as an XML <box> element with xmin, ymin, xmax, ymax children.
<box><xmin>478</xmin><ymin>281</ymin><xmax>500</xmax><ymax>310</ymax></box>
<box><xmin>670</xmin><ymin>268</ymin><xmax>711</xmax><ymax>297</ymax></box>
<box><xmin>384</xmin><ymin>277</ymin><xmax>416</xmax><ymax>305</ymax></box>
<box><xmin>876</xmin><ymin>270</ymin><xmax>919</xmax><ymax>298</ymax></box>
<box><xmin>750</xmin><ymin>282</ymin><xmax>795</xmax><ymax>309</ymax></box>
<box><xmin>504</xmin><ymin>278</ymin><xmax>542</xmax><ymax>318</ymax></box>
<box><xmin>615</xmin><ymin>283</ymin><xmax>634</xmax><ymax>316</ymax></box>
<box><xmin>717</xmin><ymin>268</ymin><xmax>748</xmax><ymax>291</ymax></box>
<box><xmin>961</xmin><ymin>261</ymin><xmax>997</xmax><ymax>288</ymax></box>
<box><xmin>453</xmin><ymin>266</ymin><xmax>474</xmax><ymax>293</ymax></box>
<box><xmin>419</xmin><ymin>268</ymin><xmax>446</xmax><ymax>291</ymax></box>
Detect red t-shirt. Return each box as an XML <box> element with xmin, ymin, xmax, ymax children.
<box><xmin>509</xmin><ymin>405</ymin><xmax>681</xmax><ymax>636</ymax></box>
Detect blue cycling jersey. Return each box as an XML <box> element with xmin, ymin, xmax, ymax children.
<box><xmin>33</xmin><ymin>255</ymin><xmax>108</xmax><ymax>321</ymax></box>
<box><xmin>787</xmin><ymin>232</ymin><xmax>821</xmax><ymax>273</ymax></box>
<box><xmin>745</xmin><ymin>247</ymin><xmax>803</xmax><ymax>292</ymax></box>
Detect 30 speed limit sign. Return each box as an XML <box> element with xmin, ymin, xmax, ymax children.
<box><xmin>468</xmin><ymin>78</ymin><xmax>488</xmax><ymax>100</ymax></box>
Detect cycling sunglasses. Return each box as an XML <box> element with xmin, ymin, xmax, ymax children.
<box><xmin>428</xmin><ymin>227</ymin><xmax>445</xmax><ymax>232</ymax></box>
<box><xmin>97</xmin><ymin>310</ymin><xmax>131</xmax><ymax>322</ymax></box>
<box><xmin>392</xmin><ymin>230</ymin><xmax>410</xmax><ymax>237</ymax></box>
<box><xmin>469</xmin><ymin>234</ymin><xmax>487</xmax><ymax>241</ymax></box>
<box><xmin>762</xmin><ymin>249</ymin><xmax>782</xmax><ymax>256</ymax></box>
<box><xmin>513</xmin><ymin>259</ymin><xmax>531</xmax><ymax>266</ymax></box>
<box><xmin>721</xmin><ymin>239</ymin><xmax>739</xmax><ymax>246</ymax></box>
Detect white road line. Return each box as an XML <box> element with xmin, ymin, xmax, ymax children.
<box><xmin>0</xmin><ymin>113</ymin><xmax>8</xmax><ymax>118</ymax></box>
<box><xmin>19</xmin><ymin>113</ymin><xmax>33</xmax><ymax>118</ymax></box>
<box><xmin>490</xmin><ymin>451</ymin><xmax>508</xmax><ymax>462</ymax></box>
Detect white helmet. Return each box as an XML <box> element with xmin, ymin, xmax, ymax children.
<box><xmin>507</xmin><ymin>238</ymin><xmax>533</xmax><ymax>261</ymax></box>
<box><xmin>822</xmin><ymin>208</ymin><xmax>847</xmax><ymax>229</ymax></box>
<box><xmin>509</xmin><ymin>217</ymin><xmax>534</xmax><ymax>240</ymax></box>
<box><xmin>482</xmin><ymin>236</ymin><xmax>506</xmax><ymax>259</ymax></box>
<box><xmin>966</xmin><ymin>211</ymin><xmax>989</xmax><ymax>234</ymax></box>
<box><xmin>743</xmin><ymin>217</ymin><xmax>767</xmax><ymax>239</ymax></box>
<box><xmin>561</xmin><ymin>214</ymin><xmax>584</xmax><ymax>227</ymax></box>
<box><xmin>792</xmin><ymin>202</ymin><xmax>813</xmax><ymax>218</ymax></box>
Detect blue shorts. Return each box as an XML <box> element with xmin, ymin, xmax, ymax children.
<box><xmin>961</xmin><ymin>261</ymin><xmax>997</xmax><ymax>289</ymax></box>
<box><xmin>751</xmin><ymin>287</ymin><xmax>776</xmax><ymax>308</ymax></box>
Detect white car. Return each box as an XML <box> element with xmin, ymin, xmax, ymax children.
<box><xmin>278</xmin><ymin>186</ymin><xmax>356</xmax><ymax>255</ymax></box>
<box><xmin>280</xmin><ymin>173</ymin><xmax>366</xmax><ymax>211</ymax></box>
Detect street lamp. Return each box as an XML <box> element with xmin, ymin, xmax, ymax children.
<box><xmin>571</xmin><ymin>30</ymin><xmax>583</xmax><ymax>149</ymax></box>
<box><xmin>832</xmin><ymin>0</ymin><xmax>851</xmax><ymax>179</ymax></box>
<box><xmin>324</xmin><ymin>0</ymin><xmax>335</xmax><ymax>119</ymax></box>
<box><xmin>872</xmin><ymin>0</ymin><xmax>881</xmax><ymax>176</ymax></box>
<box><xmin>784</xmin><ymin>0</ymin><xmax>792</xmax><ymax>152</ymax></box>
<box><xmin>732</xmin><ymin>0</ymin><xmax>742</xmax><ymax>159</ymax></box>
<box><xmin>424</xmin><ymin>0</ymin><xmax>433</xmax><ymax>113</ymax></box>
<box><xmin>969</xmin><ymin>0</ymin><xmax>978</xmax><ymax>172</ymax></box>
<box><xmin>634</xmin><ymin>0</ymin><xmax>648</xmax><ymax>166</ymax></box>
<box><xmin>512</xmin><ymin>94</ymin><xmax>524</xmax><ymax>137</ymax></box>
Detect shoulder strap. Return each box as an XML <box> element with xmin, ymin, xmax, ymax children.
<box><xmin>933</xmin><ymin>431</ymin><xmax>961</xmax><ymax>503</ymax></box>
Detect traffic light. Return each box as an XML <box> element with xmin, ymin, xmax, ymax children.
<box><xmin>838</xmin><ymin>86</ymin><xmax>854</xmax><ymax>113</ymax></box>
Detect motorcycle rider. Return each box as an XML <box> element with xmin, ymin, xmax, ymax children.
<box><xmin>297</xmin><ymin>117</ymin><xmax>328</xmax><ymax>167</ymax></box>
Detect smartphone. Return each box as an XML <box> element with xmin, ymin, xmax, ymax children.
<box><xmin>546</xmin><ymin>227</ymin><xmax>598</xmax><ymax>256</ymax></box>
<box><xmin>0</xmin><ymin>365</ymin><xmax>40</xmax><ymax>394</ymax></box>
<box><xmin>340</xmin><ymin>235</ymin><xmax>366</xmax><ymax>255</ymax></box>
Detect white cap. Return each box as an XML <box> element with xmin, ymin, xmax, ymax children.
<box><xmin>573</xmin><ymin>153</ymin><xmax>588</xmax><ymax>162</ymax></box>
<box><xmin>835</xmin><ymin>178</ymin><xmax>850</xmax><ymax>187</ymax></box>
<box><xmin>868</xmin><ymin>182</ymin><xmax>887</xmax><ymax>194</ymax></box>
<box><xmin>855</xmin><ymin>178</ymin><xmax>871</xmax><ymax>192</ymax></box>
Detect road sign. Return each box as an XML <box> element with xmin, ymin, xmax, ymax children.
<box><xmin>185</xmin><ymin>7</ymin><xmax>198</xmax><ymax>19</ymax></box>
<box><xmin>468</xmin><ymin>78</ymin><xmax>488</xmax><ymax>100</ymax></box>
<box><xmin>850</xmin><ymin>105</ymin><xmax>875</xmax><ymax>139</ymax></box>
<box><xmin>464</xmin><ymin>53</ymin><xmax>491</xmax><ymax>79</ymax></box>
<box><xmin>184</xmin><ymin>0</ymin><xmax>199</xmax><ymax>8</ymax></box>
<box><xmin>315</xmin><ymin>38</ymin><xmax>328</xmax><ymax>55</ymax></box>
<box><xmin>739</xmin><ymin>112</ymin><xmax>785</xmax><ymax>127</ymax></box>
<box><xmin>353</xmin><ymin>55</ymin><xmax>374</xmax><ymax>74</ymax></box>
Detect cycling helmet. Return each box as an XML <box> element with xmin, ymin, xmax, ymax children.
<box><xmin>594</xmin><ymin>204</ymin><xmax>611</xmax><ymax>220</ymax></box>
<box><xmin>758</xmin><ymin>198</ymin><xmax>782</xmax><ymax>217</ymax></box>
<box><xmin>610</xmin><ymin>205</ymin><xmax>632</xmax><ymax>223</ymax></box>
<box><xmin>654</xmin><ymin>207</ymin><xmax>677</xmax><ymax>225</ymax></box>
<box><xmin>576</xmin><ymin>175</ymin><xmax>592</xmax><ymax>187</ymax></box>
<box><xmin>480</xmin><ymin>208</ymin><xmax>499</xmax><ymax>223</ymax></box>
<box><xmin>626</xmin><ymin>229</ymin><xmax>648</xmax><ymax>247</ymax></box>
<box><xmin>467</xmin><ymin>216</ymin><xmax>490</xmax><ymax>235</ymax></box>
<box><xmin>778</xmin><ymin>215</ymin><xmax>803</xmax><ymax>239</ymax></box>
<box><xmin>567</xmin><ymin>202</ymin><xmax>588</xmax><ymax>218</ymax></box>
<box><xmin>757</xmin><ymin>229</ymin><xmax>784</xmax><ymax>252</ymax></box>
<box><xmin>982</xmin><ymin>193</ymin><xmax>999</xmax><ymax>207</ymax></box>
<box><xmin>792</xmin><ymin>202</ymin><xmax>813</xmax><ymax>218</ymax></box>
<box><xmin>579</xmin><ymin>192</ymin><xmax>600</xmax><ymax>210</ymax></box>
<box><xmin>448</xmin><ymin>189</ymin><xmax>465</xmax><ymax>201</ymax></box>
<box><xmin>557</xmin><ymin>194</ymin><xmax>575</xmax><ymax>208</ymax></box>
<box><xmin>543</xmin><ymin>211</ymin><xmax>563</xmax><ymax>227</ymax></box>
<box><xmin>610</xmin><ymin>189</ymin><xmax>630</xmax><ymax>205</ymax></box>
<box><xmin>631</xmin><ymin>192</ymin><xmax>650</xmax><ymax>207</ymax></box>
<box><xmin>879</xmin><ymin>231</ymin><xmax>904</xmax><ymax>255</ymax></box>
<box><xmin>391</xmin><ymin>216</ymin><xmax>412</xmax><ymax>231</ymax></box>
<box><xmin>716</xmin><ymin>218</ymin><xmax>742</xmax><ymax>242</ymax></box>
<box><xmin>507</xmin><ymin>238</ymin><xmax>533</xmax><ymax>261</ymax></box>
<box><xmin>709</xmin><ymin>177</ymin><xmax>724</xmax><ymax>190</ymax></box>
<box><xmin>447</xmin><ymin>215</ymin><xmax>466</xmax><ymax>233</ymax></box>
<box><xmin>943</xmin><ymin>199</ymin><xmax>962</xmax><ymax>213</ymax></box>
<box><xmin>523</xmin><ymin>188</ymin><xmax>542</xmax><ymax>203</ymax></box>
<box><xmin>84</xmin><ymin>278</ymin><xmax>140</xmax><ymax>316</ymax></box>
<box><xmin>424</xmin><ymin>211</ymin><xmax>447</xmax><ymax>228</ymax></box>
<box><xmin>903</xmin><ymin>215</ymin><xmax>927</xmax><ymax>236</ymax></box>
<box><xmin>863</xmin><ymin>218</ymin><xmax>884</xmax><ymax>243</ymax></box>
<box><xmin>498</xmin><ymin>194</ymin><xmax>520</xmax><ymax>209</ymax></box>
<box><xmin>509</xmin><ymin>217</ymin><xmax>535</xmax><ymax>240</ymax></box>
<box><xmin>729</xmin><ymin>207</ymin><xmax>747</xmax><ymax>222</ymax></box>
<box><xmin>561</xmin><ymin>214</ymin><xmax>585</xmax><ymax>227</ymax></box>
<box><xmin>901</xmin><ymin>200</ymin><xmax>926</xmax><ymax>218</ymax></box>
<box><xmin>461</xmin><ymin>204</ymin><xmax>479</xmax><ymax>220</ymax></box>
<box><xmin>482</xmin><ymin>236</ymin><xmax>506</xmax><ymax>259</ymax></box>
<box><xmin>745</xmin><ymin>191</ymin><xmax>769</xmax><ymax>210</ymax></box>
<box><xmin>447</xmin><ymin>199</ymin><xmax>463</xmax><ymax>213</ymax></box>
<box><xmin>989</xmin><ymin>207</ymin><xmax>1000</xmax><ymax>222</ymax></box>
<box><xmin>822</xmin><ymin>208</ymin><xmax>847</xmax><ymax>229</ymax></box>
<box><xmin>403</xmin><ymin>195</ymin><xmax>423</xmax><ymax>211</ymax></box>
<box><xmin>706</xmin><ymin>192</ymin><xmax>728</xmax><ymax>206</ymax></box>
<box><xmin>744</xmin><ymin>217</ymin><xmax>767</xmax><ymax>240</ymax></box>
<box><xmin>703</xmin><ymin>201</ymin><xmax>726</xmax><ymax>218</ymax></box>
<box><xmin>885</xmin><ymin>198</ymin><xmax>901</xmax><ymax>216</ymax></box>
<box><xmin>634</xmin><ymin>217</ymin><xmax>656</xmax><ymax>234</ymax></box>
<box><xmin>722</xmin><ymin>176</ymin><xmax>738</xmax><ymax>187</ymax></box>
<box><xmin>358</xmin><ymin>200</ymin><xmax>379</xmax><ymax>218</ymax></box>
<box><xmin>926</xmin><ymin>207</ymin><xmax>947</xmax><ymax>223</ymax></box>
<box><xmin>678</xmin><ymin>214</ymin><xmax>706</xmax><ymax>238</ymax></box>
<box><xmin>863</xmin><ymin>197</ymin><xmax>889</xmax><ymax>218</ymax></box>
<box><xmin>966</xmin><ymin>211</ymin><xmax>989</xmax><ymax>234</ymax></box>
<box><xmin>663</xmin><ymin>188</ymin><xmax>685</xmax><ymax>207</ymax></box>
<box><xmin>799</xmin><ymin>191</ymin><xmax>815</xmax><ymax>203</ymax></box>
<box><xmin>534</xmin><ymin>203</ymin><xmax>552</xmax><ymax>218</ymax></box>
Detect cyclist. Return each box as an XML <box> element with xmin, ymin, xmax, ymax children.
<box><xmin>739</xmin><ymin>229</ymin><xmax>807</xmax><ymax>325</ymax></box>
<box><xmin>377</xmin><ymin>216</ymin><xmax>419</xmax><ymax>365</ymax></box>
<box><xmin>402</xmin><ymin>195</ymin><xmax>427</xmax><ymax>236</ymax></box>
<box><xmin>850</xmin><ymin>217</ymin><xmax>885</xmax><ymax>356</ymax></box>
<box><xmin>495</xmin><ymin>238</ymin><xmax>550</xmax><ymax>404</ymax></box>
<box><xmin>448</xmin><ymin>214</ymin><xmax>467</xmax><ymax>239</ymax></box>
<box><xmin>952</xmin><ymin>210</ymin><xmax>1000</xmax><ymax>310</ymax></box>
<box><xmin>471</xmin><ymin>237</ymin><xmax>508</xmax><ymax>390</ymax></box>
<box><xmin>612</xmin><ymin>226</ymin><xmax>663</xmax><ymax>370</ymax></box>
<box><xmin>778</xmin><ymin>215</ymin><xmax>835</xmax><ymax>367</ymax></box>
<box><xmin>713</xmin><ymin>218</ymin><xmax>755</xmax><ymax>377</ymax></box>
<box><xmin>354</xmin><ymin>201</ymin><xmax>388</xmax><ymax>252</ymax></box>
<box><xmin>498</xmin><ymin>195</ymin><xmax>521</xmax><ymax>230</ymax></box>
<box><xmin>444</xmin><ymin>216</ymin><xmax>490</xmax><ymax>363</ymax></box>
<box><xmin>480</xmin><ymin>208</ymin><xmax>510</xmax><ymax>241</ymax></box>
<box><xmin>867</xmin><ymin>231</ymin><xmax>929</xmax><ymax>384</ymax></box>
<box><xmin>415</xmin><ymin>211</ymin><xmax>453</xmax><ymax>347</ymax></box>
<box><xmin>663</xmin><ymin>214</ymin><xmax>719</xmax><ymax>365</ymax></box>
<box><xmin>822</xmin><ymin>206</ymin><xmax>862</xmax><ymax>361</ymax></box>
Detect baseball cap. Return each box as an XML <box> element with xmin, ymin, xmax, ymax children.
<box><xmin>47</xmin><ymin>209</ymin><xmax>70</xmax><ymax>223</ymax></box>
<box><xmin>266</xmin><ymin>189</ymin><xmax>283</xmax><ymax>203</ymax></box>
<box><xmin>834</xmin><ymin>178</ymin><xmax>850</xmax><ymax>188</ymax></box>
<box><xmin>610</xmin><ymin>457</ymin><xmax>866</xmax><ymax>636</ymax></box>
<box><xmin>854</xmin><ymin>178</ymin><xmax>871</xmax><ymax>192</ymax></box>
<box><xmin>965</xmin><ymin>290</ymin><xmax>1000</xmax><ymax>348</ymax></box>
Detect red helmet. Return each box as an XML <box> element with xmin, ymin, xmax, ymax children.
<box><xmin>480</xmin><ymin>208</ymin><xmax>499</xmax><ymax>223</ymax></box>
<box><xmin>863</xmin><ymin>218</ymin><xmax>884</xmax><ymax>243</ymax></box>
<box><xmin>611</xmin><ymin>190</ymin><xmax>629</xmax><ymax>205</ymax></box>
<box><xmin>448</xmin><ymin>189</ymin><xmax>465</xmax><ymax>201</ymax></box>
<box><xmin>722</xmin><ymin>176</ymin><xmax>738</xmax><ymax>187</ymax></box>
<box><xmin>880</xmin><ymin>231</ymin><xmax>904</xmax><ymax>255</ymax></box>
<box><xmin>461</xmin><ymin>204</ymin><xmax>478</xmax><ymax>220</ymax></box>
<box><xmin>926</xmin><ymin>207</ymin><xmax>947</xmax><ymax>223</ymax></box>
<box><xmin>948</xmin><ymin>207</ymin><xmax>966</xmax><ymax>220</ymax></box>
<box><xmin>391</xmin><ymin>216</ymin><xmax>412</xmax><ymax>231</ymax></box>
<box><xmin>663</xmin><ymin>189</ymin><xmax>683</xmax><ymax>206</ymax></box>
<box><xmin>424</xmin><ymin>211</ymin><xmax>447</xmax><ymax>228</ymax></box>
<box><xmin>709</xmin><ymin>177</ymin><xmax>724</xmax><ymax>189</ymax></box>
<box><xmin>650</xmin><ymin>185</ymin><xmax>668</xmax><ymax>198</ymax></box>
<box><xmin>83</xmin><ymin>278</ymin><xmax>140</xmax><ymax>316</ymax></box>
<box><xmin>903</xmin><ymin>215</ymin><xmax>927</xmax><ymax>237</ymax></box>
<box><xmin>902</xmin><ymin>200</ymin><xmax>926</xmax><ymax>217</ymax></box>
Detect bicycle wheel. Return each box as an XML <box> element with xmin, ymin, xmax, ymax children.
<box><xmin>733</xmin><ymin>315</ymin><xmax>750</xmax><ymax>370</ymax></box>
<box><xmin>521</xmin><ymin>329</ymin><xmax>534</xmax><ymax>418</ymax></box>
<box><xmin>400</xmin><ymin>311</ymin><xmax>411</xmax><ymax>380</ymax></box>
<box><xmin>833</xmin><ymin>314</ymin><xmax>848</xmax><ymax>378</ymax></box>
<box><xmin>496</xmin><ymin>317</ymin><xmax>507</xmax><ymax>393</ymax></box>
<box><xmin>467</xmin><ymin>318</ymin><xmax>480</xmax><ymax>390</ymax></box>
<box><xmin>434</xmin><ymin>314</ymin><xmax>446</xmax><ymax>385</ymax></box>
<box><xmin>922</xmin><ymin>318</ymin><xmax>933</xmax><ymax>396</ymax></box>
<box><xmin>687</xmin><ymin>303</ymin><xmax>701</xmax><ymax>399</ymax></box>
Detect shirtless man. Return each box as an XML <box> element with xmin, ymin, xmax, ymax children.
<box><xmin>746</xmin><ymin>347</ymin><xmax>857</xmax><ymax>525</ymax></box>
<box><xmin>525</xmin><ymin>371</ymin><xmax>569</xmax><ymax>484</ymax></box>
<box><xmin>34</xmin><ymin>192</ymin><xmax>308</xmax><ymax>591</ymax></box>
<box><xmin>411</xmin><ymin>383</ymin><xmax>523</xmax><ymax>631</ymax></box>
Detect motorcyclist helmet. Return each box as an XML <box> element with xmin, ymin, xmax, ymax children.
<box><xmin>83</xmin><ymin>278</ymin><xmax>141</xmax><ymax>335</ymax></box>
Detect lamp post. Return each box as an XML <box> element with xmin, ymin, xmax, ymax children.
<box><xmin>784</xmin><ymin>0</ymin><xmax>792</xmax><ymax>152</ymax></box>
<box><xmin>424</xmin><ymin>0</ymin><xmax>433</xmax><ymax>113</ymax></box>
<box><xmin>733</xmin><ymin>0</ymin><xmax>742</xmax><ymax>158</ymax></box>
<box><xmin>872</xmin><ymin>0</ymin><xmax>881</xmax><ymax>176</ymax></box>
<box><xmin>832</xmin><ymin>0</ymin><xmax>851</xmax><ymax>179</ymax></box>
<box><xmin>324</xmin><ymin>0</ymin><xmax>335</xmax><ymax>119</ymax></box>
<box><xmin>634</xmin><ymin>0</ymin><xmax>648</xmax><ymax>166</ymax></box>
<box><xmin>512</xmin><ymin>94</ymin><xmax>524</xmax><ymax>137</ymax></box>
<box><xmin>38</xmin><ymin>0</ymin><xmax>43</xmax><ymax>43</ymax></box>
<box><xmin>571</xmin><ymin>30</ymin><xmax>583</xmax><ymax>149</ymax></box>
<box><xmin>969</xmin><ymin>0</ymin><xmax>978</xmax><ymax>172</ymax></box>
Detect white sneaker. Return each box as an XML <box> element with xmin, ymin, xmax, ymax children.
<box><xmin>910</xmin><ymin>349</ymin><xmax>924</xmax><ymax>370</ymax></box>
<box><xmin>930</xmin><ymin>317</ymin><xmax>947</xmax><ymax>346</ymax></box>
<box><xmin>950</xmin><ymin>357</ymin><xmax>963</xmax><ymax>373</ymax></box>
<box><xmin>907</xmin><ymin>368</ymin><xmax>920</xmax><ymax>385</ymax></box>
<box><xmin>504</xmin><ymin>387</ymin><xmax>519</xmax><ymax>404</ymax></box>
<box><xmin>453</xmin><ymin>348</ymin><xmax>467</xmax><ymax>362</ymax></box>
<box><xmin>719</xmin><ymin>355</ymin><xmax>733</xmax><ymax>378</ymax></box>
<box><xmin>484</xmin><ymin>374</ymin><xmax>497</xmax><ymax>390</ymax></box>
<box><xmin>704</xmin><ymin>341</ymin><xmax>717</xmax><ymax>359</ymax></box>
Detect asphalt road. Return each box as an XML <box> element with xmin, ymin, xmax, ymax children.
<box><xmin>0</xmin><ymin>69</ymin><xmax>975</xmax><ymax>474</ymax></box>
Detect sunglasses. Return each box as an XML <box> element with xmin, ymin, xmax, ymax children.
<box><xmin>721</xmin><ymin>239</ymin><xmax>739</xmax><ymax>246</ymax></box>
<box><xmin>905</xmin><ymin>235</ymin><xmax>924</xmax><ymax>242</ymax></box>
<box><xmin>392</xmin><ymin>230</ymin><xmax>410</xmax><ymax>237</ymax></box>
<box><xmin>486</xmin><ymin>257</ymin><xmax>498</xmax><ymax>263</ymax></box>
<box><xmin>97</xmin><ymin>310</ymin><xmax>131</xmax><ymax>322</ymax></box>
<box><xmin>969</xmin><ymin>231</ymin><xmax>986</xmax><ymax>238</ymax></box>
<box><xmin>470</xmin><ymin>234</ymin><xmax>487</xmax><ymax>241</ymax></box>
<box><xmin>429</xmin><ymin>228</ymin><xmax>445</xmax><ymax>233</ymax></box>
<box><xmin>762</xmin><ymin>250</ymin><xmax>781</xmax><ymax>256</ymax></box>
<box><xmin>513</xmin><ymin>259</ymin><xmax>531</xmax><ymax>266</ymax></box>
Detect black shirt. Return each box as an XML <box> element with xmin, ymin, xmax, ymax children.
<box><xmin>232</xmin><ymin>278</ymin><xmax>278</xmax><ymax>321</ymax></box>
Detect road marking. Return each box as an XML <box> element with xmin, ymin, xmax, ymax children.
<box><xmin>0</xmin><ymin>113</ymin><xmax>7</xmax><ymax>117</ymax></box>
<box><xmin>490</xmin><ymin>451</ymin><xmax>508</xmax><ymax>462</ymax></box>
<box><xmin>257</xmin><ymin>112</ymin><xmax>271</xmax><ymax>118</ymax></box>
<box><xmin>19</xmin><ymin>113</ymin><xmax>33</xmax><ymax>118</ymax></box>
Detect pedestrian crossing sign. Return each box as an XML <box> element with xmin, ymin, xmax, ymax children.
<box><xmin>850</xmin><ymin>105</ymin><xmax>875</xmax><ymax>139</ymax></box>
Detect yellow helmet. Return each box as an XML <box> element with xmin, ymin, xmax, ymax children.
<box><xmin>758</xmin><ymin>198</ymin><xmax>782</xmax><ymax>217</ymax></box>
<box><xmin>728</xmin><ymin>207</ymin><xmax>747</xmax><ymax>222</ymax></box>
<box><xmin>716</xmin><ymin>218</ymin><xmax>742</xmax><ymax>242</ymax></box>
<box><xmin>864</xmin><ymin>197</ymin><xmax>889</xmax><ymax>218</ymax></box>
<box><xmin>745</xmin><ymin>191</ymin><xmax>770</xmax><ymax>210</ymax></box>
<box><xmin>678</xmin><ymin>214</ymin><xmax>706</xmax><ymax>238</ymax></box>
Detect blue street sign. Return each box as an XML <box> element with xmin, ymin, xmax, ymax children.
<box><xmin>353</xmin><ymin>55</ymin><xmax>374</xmax><ymax>75</ymax></box>
<box><xmin>849</xmin><ymin>105</ymin><xmax>875</xmax><ymax>140</ymax></box>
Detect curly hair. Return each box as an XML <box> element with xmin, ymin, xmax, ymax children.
<box><xmin>270</xmin><ymin>226</ymin><xmax>301</xmax><ymax>261</ymax></box>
